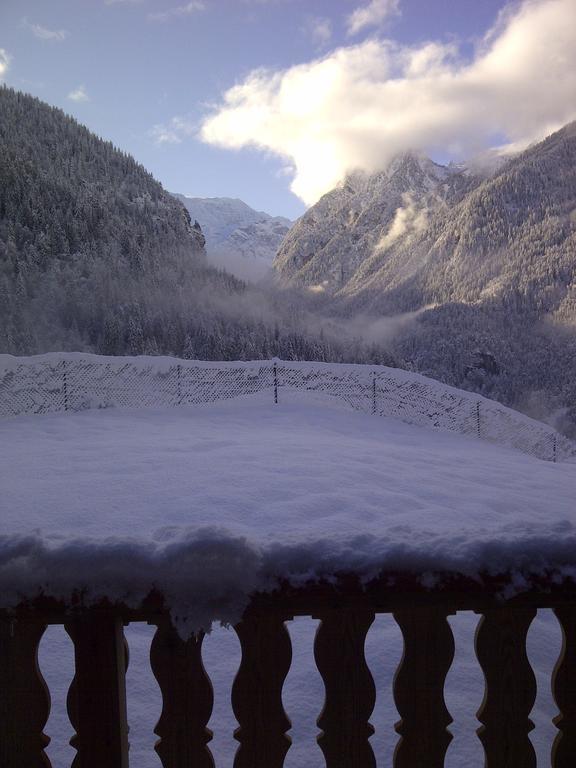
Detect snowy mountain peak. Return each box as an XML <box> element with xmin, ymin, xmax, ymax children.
<box><xmin>174</xmin><ymin>194</ymin><xmax>292</xmax><ymax>280</ymax></box>
<box><xmin>339</xmin><ymin>152</ymin><xmax>450</xmax><ymax>197</ymax></box>
<box><xmin>385</xmin><ymin>150</ymin><xmax>450</xmax><ymax>183</ymax></box>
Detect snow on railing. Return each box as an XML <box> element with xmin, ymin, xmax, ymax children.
<box><xmin>0</xmin><ymin>352</ymin><xmax>574</xmax><ymax>462</ymax></box>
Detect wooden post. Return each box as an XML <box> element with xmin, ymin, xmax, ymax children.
<box><xmin>552</xmin><ymin>606</ymin><xmax>576</xmax><ymax>767</ymax></box>
<box><xmin>475</xmin><ymin>606</ymin><xmax>537</xmax><ymax>768</ymax></box>
<box><xmin>372</xmin><ymin>374</ymin><xmax>377</xmax><ymax>415</ymax></box>
<box><xmin>314</xmin><ymin>608</ymin><xmax>376</xmax><ymax>768</ymax></box>
<box><xmin>149</xmin><ymin>618</ymin><xmax>214</xmax><ymax>768</ymax></box>
<box><xmin>393</xmin><ymin>606</ymin><xmax>454</xmax><ymax>768</ymax></box>
<box><xmin>65</xmin><ymin>613</ymin><xmax>129</xmax><ymax>768</ymax></box>
<box><xmin>476</xmin><ymin>401</ymin><xmax>481</xmax><ymax>438</ymax></box>
<box><xmin>273</xmin><ymin>362</ymin><xmax>278</xmax><ymax>405</ymax></box>
<box><xmin>232</xmin><ymin>611</ymin><xmax>292</xmax><ymax>768</ymax></box>
<box><xmin>0</xmin><ymin>618</ymin><xmax>51</xmax><ymax>768</ymax></box>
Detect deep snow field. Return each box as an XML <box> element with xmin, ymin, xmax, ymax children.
<box><xmin>2</xmin><ymin>394</ymin><xmax>575</xmax><ymax>766</ymax></box>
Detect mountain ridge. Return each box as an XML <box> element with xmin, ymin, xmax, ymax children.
<box><xmin>274</xmin><ymin>150</ymin><xmax>476</xmax><ymax>293</ymax></box>
<box><xmin>274</xmin><ymin>125</ymin><xmax>576</xmax><ymax>433</ymax></box>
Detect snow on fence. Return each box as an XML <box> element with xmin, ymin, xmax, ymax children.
<box><xmin>0</xmin><ymin>352</ymin><xmax>574</xmax><ymax>462</ymax></box>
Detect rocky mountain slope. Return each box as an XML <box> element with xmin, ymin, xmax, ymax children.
<box><xmin>352</xmin><ymin>123</ymin><xmax>576</xmax><ymax>317</ymax></box>
<box><xmin>275</xmin><ymin>152</ymin><xmax>463</xmax><ymax>291</ymax></box>
<box><xmin>276</xmin><ymin>125</ymin><xmax>576</xmax><ymax>314</ymax></box>
<box><xmin>174</xmin><ymin>194</ymin><xmax>291</xmax><ymax>278</ymax></box>
<box><xmin>275</xmin><ymin>125</ymin><xmax>576</xmax><ymax>433</ymax></box>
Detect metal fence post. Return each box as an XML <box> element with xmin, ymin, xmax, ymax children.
<box><xmin>62</xmin><ymin>361</ymin><xmax>68</xmax><ymax>412</ymax></box>
<box><xmin>177</xmin><ymin>364</ymin><xmax>182</xmax><ymax>405</ymax></box>
<box><xmin>273</xmin><ymin>362</ymin><xmax>278</xmax><ymax>405</ymax></box>
<box><xmin>553</xmin><ymin>434</ymin><xmax>557</xmax><ymax>463</ymax></box>
<box><xmin>476</xmin><ymin>401</ymin><xmax>481</xmax><ymax>438</ymax></box>
<box><xmin>372</xmin><ymin>373</ymin><xmax>376</xmax><ymax>415</ymax></box>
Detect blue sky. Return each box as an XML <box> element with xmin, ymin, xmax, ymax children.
<box><xmin>1</xmin><ymin>0</ymin><xmax>575</xmax><ymax>218</ymax></box>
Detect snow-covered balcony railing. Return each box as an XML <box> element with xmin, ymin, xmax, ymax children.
<box><xmin>2</xmin><ymin>575</ymin><xmax>576</xmax><ymax>768</ymax></box>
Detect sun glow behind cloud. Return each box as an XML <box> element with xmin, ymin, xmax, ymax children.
<box><xmin>199</xmin><ymin>0</ymin><xmax>576</xmax><ymax>205</ymax></box>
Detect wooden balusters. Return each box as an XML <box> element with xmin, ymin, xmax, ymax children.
<box><xmin>150</xmin><ymin>618</ymin><xmax>214</xmax><ymax>768</ymax></box>
<box><xmin>314</xmin><ymin>608</ymin><xmax>376</xmax><ymax>768</ymax></box>
<box><xmin>232</xmin><ymin>610</ymin><xmax>292</xmax><ymax>768</ymax></box>
<box><xmin>65</xmin><ymin>613</ymin><xmax>129</xmax><ymax>768</ymax></box>
<box><xmin>475</xmin><ymin>606</ymin><xmax>537</xmax><ymax>768</ymax></box>
<box><xmin>552</xmin><ymin>606</ymin><xmax>576</xmax><ymax>767</ymax></box>
<box><xmin>66</xmin><ymin>629</ymin><xmax>129</xmax><ymax>765</ymax></box>
<box><xmin>2</xmin><ymin>599</ymin><xmax>574</xmax><ymax>768</ymax></box>
<box><xmin>393</xmin><ymin>606</ymin><xmax>454</xmax><ymax>768</ymax></box>
<box><xmin>66</xmin><ymin>658</ymin><xmax>80</xmax><ymax>762</ymax></box>
<box><xmin>0</xmin><ymin>617</ymin><xmax>51</xmax><ymax>767</ymax></box>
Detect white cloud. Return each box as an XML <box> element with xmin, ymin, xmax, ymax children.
<box><xmin>0</xmin><ymin>49</ymin><xmax>11</xmax><ymax>80</ymax></box>
<box><xmin>68</xmin><ymin>85</ymin><xmax>89</xmax><ymax>102</ymax></box>
<box><xmin>150</xmin><ymin>116</ymin><xmax>196</xmax><ymax>144</ymax></box>
<box><xmin>148</xmin><ymin>1</ymin><xmax>205</xmax><ymax>22</ymax></box>
<box><xmin>200</xmin><ymin>0</ymin><xmax>576</xmax><ymax>205</ymax></box>
<box><xmin>22</xmin><ymin>18</ymin><xmax>69</xmax><ymax>41</ymax></box>
<box><xmin>347</xmin><ymin>0</ymin><xmax>400</xmax><ymax>36</ymax></box>
<box><xmin>376</xmin><ymin>193</ymin><xmax>428</xmax><ymax>252</ymax></box>
<box><xmin>304</xmin><ymin>16</ymin><xmax>332</xmax><ymax>48</ymax></box>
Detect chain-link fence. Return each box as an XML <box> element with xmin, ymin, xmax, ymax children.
<box><xmin>1</xmin><ymin>354</ymin><xmax>574</xmax><ymax>462</ymax></box>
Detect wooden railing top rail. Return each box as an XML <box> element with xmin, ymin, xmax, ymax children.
<box><xmin>5</xmin><ymin>570</ymin><xmax>576</xmax><ymax>625</ymax></box>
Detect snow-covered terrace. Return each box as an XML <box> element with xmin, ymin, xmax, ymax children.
<box><xmin>1</xmin><ymin>355</ymin><xmax>576</xmax><ymax>767</ymax></box>
<box><xmin>2</xmin><ymin>395</ymin><xmax>576</xmax><ymax>628</ymax></box>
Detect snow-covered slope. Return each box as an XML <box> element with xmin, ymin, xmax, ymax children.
<box><xmin>174</xmin><ymin>194</ymin><xmax>291</xmax><ymax>279</ymax></box>
<box><xmin>222</xmin><ymin>216</ymin><xmax>293</xmax><ymax>261</ymax></box>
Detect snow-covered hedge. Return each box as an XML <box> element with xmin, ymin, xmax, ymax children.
<box><xmin>1</xmin><ymin>352</ymin><xmax>574</xmax><ymax>461</ymax></box>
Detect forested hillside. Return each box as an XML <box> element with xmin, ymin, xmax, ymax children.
<box><xmin>347</xmin><ymin>122</ymin><xmax>576</xmax><ymax>315</ymax></box>
<box><xmin>0</xmin><ymin>87</ymin><xmax>388</xmax><ymax>365</ymax></box>
<box><xmin>275</xmin><ymin>126</ymin><xmax>576</xmax><ymax>434</ymax></box>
